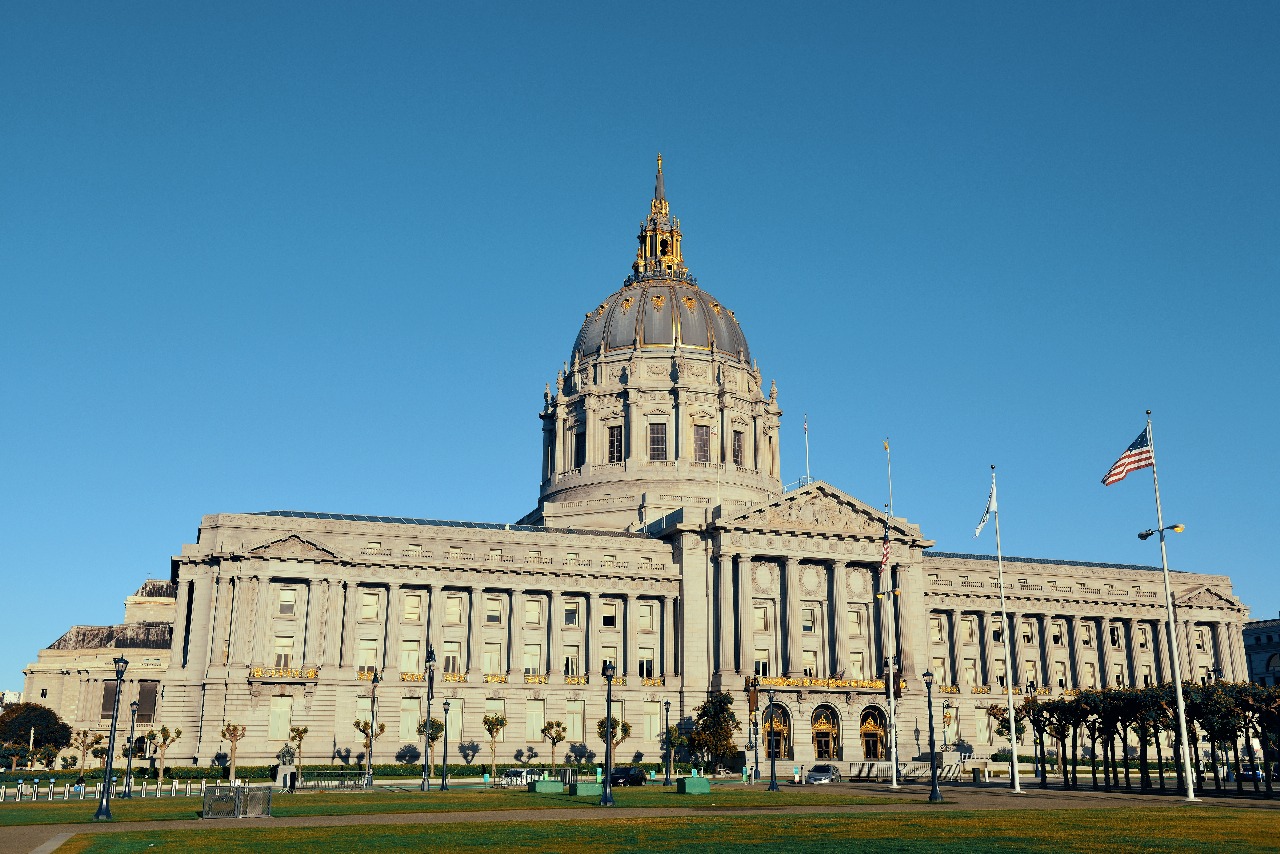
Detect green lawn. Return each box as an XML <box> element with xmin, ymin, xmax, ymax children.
<box><xmin>55</xmin><ymin>807</ymin><xmax>1280</xmax><ymax>853</ymax></box>
<box><xmin>0</xmin><ymin>783</ymin><xmax>907</xmax><ymax>826</ymax></box>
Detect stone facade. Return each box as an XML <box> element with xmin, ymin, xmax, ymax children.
<box><xmin>22</xmin><ymin>160</ymin><xmax>1251</xmax><ymax>771</ymax></box>
<box><xmin>1244</xmin><ymin>618</ymin><xmax>1280</xmax><ymax>686</ymax></box>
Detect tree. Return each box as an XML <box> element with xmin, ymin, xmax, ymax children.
<box><xmin>353</xmin><ymin>718</ymin><xmax>386</xmax><ymax>768</ymax></box>
<box><xmin>60</xmin><ymin>754</ymin><xmax>78</xmax><ymax>770</ymax></box>
<box><xmin>417</xmin><ymin>717</ymin><xmax>444</xmax><ymax>780</ymax></box>
<box><xmin>596</xmin><ymin>716</ymin><xmax>632</xmax><ymax>754</ymax></box>
<box><xmin>70</xmin><ymin>730</ymin><xmax>104</xmax><ymax>777</ymax></box>
<box><xmin>221</xmin><ymin>723</ymin><xmax>247</xmax><ymax>783</ymax></box>
<box><xmin>541</xmin><ymin>720</ymin><xmax>567</xmax><ymax>776</ymax></box>
<box><xmin>91</xmin><ymin>745</ymin><xmax>108</xmax><ymax>769</ymax></box>
<box><xmin>688</xmin><ymin>691</ymin><xmax>740</xmax><ymax>771</ymax></box>
<box><xmin>289</xmin><ymin>726</ymin><xmax>309</xmax><ymax>779</ymax></box>
<box><xmin>145</xmin><ymin>726</ymin><xmax>181</xmax><ymax>783</ymax></box>
<box><xmin>482</xmin><ymin>714</ymin><xmax>508</xmax><ymax>786</ymax></box>
<box><xmin>36</xmin><ymin>744</ymin><xmax>59</xmax><ymax>770</ymax></box>
<box><xmin>0</xmin><ymin>703</ymin><xmax>72</xmax><ymax>751</ymax></box>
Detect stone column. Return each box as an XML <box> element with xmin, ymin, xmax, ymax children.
<box><xmin>186</xmin><ymin>572</ymin><xmax>215</xmax><ymax>673</ymax></box>
<box><xmin>549</xmin><ymin>590</ymin><xmax>564</xmax><ymax>682</ymax></box>
<box><xmin>977</xmin><ymin>611</ymin><xmax>994</xmax><ymax>686</ymax></box>
<box><xmin>508</xmin><ymin>589</ymin><xmax>524</xmax><ymax>677</ymax></box>
<box><xmin>340</xmin><ymin>581</ymin><xmax>357</xmax><ymax>668</ymax></box>
<box><xmin>831</xmin><ymin>562</ymin><xmax>850</xmax><ymax>676</ymax></box>
<box><xmin>171</xmin><ymin>579</ymin><xmax>192</xmax><ymax>668</ymax></box>
<box><xmin>1006</xmin><ymin>610</ymin><xmax>1021</xmax><ymax>686</ymax></box>
<box><xmin>466</xmin><ymin>586</ymin><xmax>481</xmax><ymax>676</ymax></box>
<box><xmin>300</xmin><ymin>578</ymin><xmax>318</xmax><ymax>666</ymax></box>
<box><xmin>948</xmin><ymin>609</ymin><xmax>963</xmax><ymax>687</ymax></box>
<box><xmin>662</xmin><ymin>594</ymin><xmax>676</xmax><ymax>677</ymax></box>
<box><xmin>1099</xmin><ymin>618</ymin><xmax>1115</xmax><ymax>687</ymax></box>
<box><xmin>1036</xmin><ymin>614</ymin><xmax>1051</xmax><ymax>687</ymax></box>
<box><xmin>1181</xmin><ymin>620</ymin><xmax>1196</xmax><ymax>679</ymax></box>
<box><xmin>784</xmin><ymin>557</ymin><xmax>802</xmax><ymax>677</ymax></box>
<box><xmin>207</xmin><ymin>575</ymin><xmax>230</xmax><ymax>669</ymax></box>
<box><xmin>624</xmin><ymin>594</ymin><xmax>638</xmax><ymax>677</ymax></box>
<box><xmin>893</xmin><ymin>565</ymin><xmax>921</xmax><ymax>680</ymax></box>
<box><xmin>717</xmin><ymin>554</ymin><xmax>736</xmax><ymax>676</ymax></box>
<box><xmin>1212</xmin><ymin>622</ymin><xmax>1230</xmax><ymax>680</ymax></box>
<box><xmin>246</xmin><ymin>574</ymin><xmax>268</xmax><ymax>666</ymax></box>
<box><xmin>588</xmin><ymin>592</ymin><xmax>603</xmax><ymax>676</ymax></box>
<box><xmin>1122</xmin><ymin>618</ymin><xmax>1138</xmax><ymax>686</ymax></box>
<box><xmin>737</xmin><ymin>558</ymin><xmax>753</xmax><ymax>676</ymax></box>
<box><xmin>228</xmin><ymin>575</ymin><xmax>249</xmax><ymax>666</ymax></box>
<box><xmin>384</xmin><ymin>583</ymin><xmax>403</xmax><ymax>676</ymax></box>
<box><xmin>1069</xmin><ymin>615</ymin><xmax>1085</xmax><ymax>689</ymax></box>
<box><xmin>427</xmin><ymin>586</ymin><xmax>443</xmax><ymax>666</ymax></box>
<box><xmin>1232</xmin><ymin>622</ymin><xmax>1249</xmax><ymax>682</ymax></box>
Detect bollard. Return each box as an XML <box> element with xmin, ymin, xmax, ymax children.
<box><xmin>48</xmin><ymin>781</ymin><xmax>54</xmax><ymax>801</ymax></box>
<box><xmin>186</xmin><ymin>781</ymin><xmax>192</xmax><ymax>797</ymax></box>
<box><xmin>1</xmin><ymin>784</ymin><xmax>6</xmax><ymax>802</ymax></box>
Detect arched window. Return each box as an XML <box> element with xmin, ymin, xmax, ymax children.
<box><xmin>860</xmin><ymin>707</ymin><xmax>888</xmax><ymax>760</ymax></box>
<box><xmin>763</xmin><ymin>703</ymin><xmax>791</xmax><ymax>760</ymax></box>
<box><xmin>811</xmin><ymin>705</ymin><xmax>841</xmax><ymax>760</ymax></box>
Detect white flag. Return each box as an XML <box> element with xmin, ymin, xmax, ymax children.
<box><xmin>974</xmin><ymin>474</ymin><xmax>997</xmax><ymax>538</ymax></box>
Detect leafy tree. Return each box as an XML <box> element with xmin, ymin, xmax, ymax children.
<box><xmin>688</xmin><ymin>691</ymin><xmax>740</xmax><ymax>770</ymax></box>
<box><xmin>482</xmin><ymin>714</ymin><xmax>507</xmax><ymax>786</ymax></box>
<box><xmin>540</xmin><ymin>720</ymin><xmax>567</xmax><ymax>775</ymax></box>
<box><xmin>61</xmin><ymin>754</ymin><xmax>78</xmax><ymax>770</ymax></box>
<box><xmin>221</xmin><ymin>723</ymin><xmax>247</xmax><ymax>783</ymax></box>
<box><xmin>91</xmin><ymin>745</ymin><xmax>108</xmax><ymax>769</ymax></box>
<box><xmin>145</xmin><ymin>726</ymin><xmax>181</xmax><ymax>783</ymax></box>
<box><xmin>0</xmin><ymin>703</ymin><xmax>72</xmax><ymax>751</ymax></box>
<box><xmin>596</xmin><ymin>716</ymin><xmax>632</xmax><ymax>754</ymax></box>
<box><xmin>36</xmin><ymin>744</ymin><xmax>59</xmax><ymax>770</ymax></box>
<box><xmin>289</xmin><ymin>726</ymin><xmax>309</xmax><ymax>778</ymax></box>
<box><xmin>417</xmin><ymin>717</ymin><xmax>444</xmax><ymax>780</ymax></box>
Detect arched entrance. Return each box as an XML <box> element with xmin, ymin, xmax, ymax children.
<box><xmin>763</xmin><ymin>703</ymin><xmax>792</xmax><ymax>760</ymax></box>
<box><xmin>811</xmin><ymin>705</ymin><xmax>841</xmax><ymax>760</ymax></box>
<box><xmin>860</xmin><ymin>707</ymin><xmax>887</xmax><ymax>760</ymax></box>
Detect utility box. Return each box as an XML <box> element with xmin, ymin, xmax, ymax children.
<box><xmin>677</xmin><ymin>776</ymin><xmax>711</xmax><ymax>794</ymax></box>
<box><xmin>528</xmin><ymin>780</ymin><xmax>563</xmax><ymax>793</ymax></box>
<box><xmin>569</xmin><ymin>782</ymin><xmax>602</xmax><ymax>796</ymax></box>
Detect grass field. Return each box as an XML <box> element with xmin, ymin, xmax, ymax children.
<box><xmin>0</xmin><ymin>784</ymin><xmax>908</xmax><ymax>826</ymax></box>
<box><xmin>52</xmin><ymin>807</ymin><xmax>1280</xmax><ymax>853</ymax></box>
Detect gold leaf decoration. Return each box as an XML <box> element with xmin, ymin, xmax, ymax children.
<box><xmin>682</xmin><ymin>296</ymin><xmax>696</xmax><ymax>311</ymax></box>
<box><xmin>651</xmin><ymin>294</ymin><xmax>666</xmax><ymax>310</ymax></box>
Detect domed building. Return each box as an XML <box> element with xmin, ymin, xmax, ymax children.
<box><xmin>22</xmin><ymin>160</ymin><xmax>1250</xmax><ymax>778</ymax></box>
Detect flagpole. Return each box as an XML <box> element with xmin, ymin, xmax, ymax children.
<box><xmin>1148</xmin><ymin>411</ymin><xmax>1197</xmax><ymax>801</ymax></box>
<box><xmin>991</xmin><ymin>465</ymin><xmax>1022</xmax><ymax>794</ymax></box>
<box><xmin>803</xmin><ymin>414</ymin><xmax>811</xmax><ymax>484</ymax></box>
<box><xmin>883</xmin><ymin>438</ymin><xmax>900</xmax><ymax>789</ymax></box>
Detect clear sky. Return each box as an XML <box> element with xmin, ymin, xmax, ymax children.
<box><xmin>2</xmin><ymin>3</ymin><xmax>1277</xmax><ymax>689</ymax></box>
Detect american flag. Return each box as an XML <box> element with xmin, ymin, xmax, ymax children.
<box><xmin>1102</xmin><ymin>427</ymin><xmax>1154</xmax><ymax>486</ymax></box>
<box><xmin>880</xmin><ymin>513</ymin><xmax>891</xmax><ymax>569</ymax></box>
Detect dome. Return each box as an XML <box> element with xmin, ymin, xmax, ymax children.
<box><xmin>572</xmin><ymin>280</ymin><xmax>751</xmax><ymax>365</ymax></box>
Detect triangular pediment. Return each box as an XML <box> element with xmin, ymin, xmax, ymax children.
<box><xmin>1175</xmin><ymin>585</ymin><xmax>1241</xmax><ymax>610</ymax></box>
<box><xmin>248</xmin><ymin>534</ymin><xmax>342</xmax><ymax>561</ymax></box>
<box><xmin>724</xmin><ymin>481</ymin><xmax>932</xmax><ymax>545</ymax></box>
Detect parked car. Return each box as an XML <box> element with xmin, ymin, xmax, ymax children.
<box><xmin>1237</xmin><ymin>765</ymin><xmax>1279</xmax><ymax>782</ymax></box>
<box><xmin>498</xmin><ymin>768</ymin><xmax>542</xmax><ymax>787</ymax></box>
<box><xmin>805</xmin><ymin>764</ymin><xmax>842</xmax><ymax>784</ymax></box>
<box><xmin>608</xmin><ymin>767</ymin><xmax>648</xmax><ymax>787</ymax></box>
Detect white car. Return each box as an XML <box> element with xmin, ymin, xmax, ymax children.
<box><xmin>805</xmin><ymin>764</ymin><xmax>842</xmax><ymax>784</ymax></box>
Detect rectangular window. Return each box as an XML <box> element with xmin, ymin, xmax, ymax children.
<box><xmin>485</xmin><ymin>699</ymin><xmax>506</xmax><ymax>742</ymax></box>
<box><xmin>849</xmin><ymin>609</ymin><xmax>864</xmax><ymax>636</ymax></box>
<box><xmin>526</xmin><ymin>699</ymin><xmax>545</xmax><ymax>742</ymax></box>
<box><xmin>100</xmin><ymin>681</ymin><xmax>118</xmax><ymax>718</ymax></box>
<box><xmin>963</xmin><ymin>617</ymin><xmax>977</xmax><ymax>643</ymax></box>
<box><xmin>732</xmin><ymin>430</ymin><xmax>744</xmax><ymax>467</ymax></box>
<box><xmin>754</xmin><ymin>606</ymin><xmax>768</xmax><ymax>632</ymax></box>
<box><xmin>442</xmin><ymin>641</ymin><xmax>462</xmax><ymax>674</ymax></box>
<box><xmin>929</xmin><ymin>616</ymin><xmax>944</xmax><ymax>643</ymax></box>
<box><xmin>644</xmin><ymin>701</ymin><xmax>662</xmax><ymax>741</ymax></box>
<box><xmin>356</xmin><ymin>639</ymin><xmax>379</xmax><ymax>672</ymax></box>
<box><xmin>932</xmin><ymin>656</ymin><xmax>949</xmax><ymax>683</ymax></box>
<box><xmin>1138</xmin><ymin>627</ymin><xmax>1150</xmax><ymax>649</ymax></box>
<box><xmin>564</xmin><ymin>645</ymin><xmax>580</xmax><ymax>676</ymax></box>
<box><xmin>693</xmin><ymin>424</ymin><xmax>711</xmax><ymax>462</ymax></box>
<box><xmin>564</xmin><ymin>600</ymin><xmax>580</xmax><ymax>627</ymax></box>
<box><xmin>269</xmin><ymin>696</ymin><xmax>293</xmax><ymax>741</ymax></box>
<box><xmin>566</xmin><ymin>700</ymin><xmax>585</xmax><ymax>741</ymax></box>
<box><xmin>400</xmin><ymin>640</ymin><xmax>421</xmax><ymax>673</ymax></box>
<box><xmin>802</xmin><ymin>608</ymin><xmax>815</xmax><ymax>633</ymax></box>
<box><xmin>963</xmin><ymin>659</ymin><xmax>978</xmax><ymax>690</ymax></box>
<box><xmin>573</xmin><ymin>428</ymin><xmax>586</xmax><ymax>468</ymax></box>
<box><xmin>602</xmin><ymin>601</ymin><xmax>617</xmax><ymax>629</ymax></box>
<box><xmin>638</xmin><ymin>647</ymin><xmax>655</xmax><ymax>678</ymax></box>
<box><xmin>273</xmin><ymin>635</ymin><xmax>295</xmax><ymax>668</ymax></box>
<box><xmin>1053</xmin><ymin>661</ymin><xmax>1068</xmax><ymax>688</ymax></box>
<box><xmin>994</xmin><ymin>659</ymin><xmax>1007</xmax><ymax>688</ymax></box>
<box><xmin>485</xmin><ymin>597</ymin><xmax>503</xmax><ymax>625</ymax></box>
<box><xmin>1084</xmin><ymin>662</ymin><xmax>1098</xmax><ymax>689</ymax></box>
<box><xmin>446</xmin><ymin>595</ymin><xmax>463</xmax><ymax>625</ymax></box>
<box><xmin>483</xmin><ymin>642</ymin><xmax>503</xmax><ymax>674</ymax></box>
<box><xmin>608</xmin><ymin>425</ymin><xmax>623</xmax><ymax>464</ymax></box>
<box><xmin>278</xmin><ymin>587</ymin><xmax>296</xmax><ymax>617</ymax></box>
<box><xmin>1112</xmin><ymin>664</ymin><xmax>1124</xmax><ymax>686</ymax></box>
<box><xmin>754</xmin><ymin>649</ymin><xmax>770</xmax><ymax>678</ymax></box>
<box><xmin>639</xmin><ymin>602</ymin><xmax>655</xmax><ymax>631</ymax></box>
<box><xmin>136</xmin><ymin>682</ymin><xmax>159</xmax><ymax>725</ymax></box>
<box><xmin>1194</xmin><ymin>630</ymin><xmax>1206</xmax><ymax>651</ymax></box>
<box><xmin>403</xmin><ymin>593</ymin><xmax>422</xmax><ymax>622</ymax></box>
<box><xmin>1021</xmin><ymin>621</ymin><xmax>1033</xmax><ymax>644</ymax></box>
<box><xmin>356</xmin><ymin>696</ymin><xmax>371</xmax><ymax>723</ymax></box>
<box><xmin>400</xmin><ymin>697</ymin><xmax>420</xmax><ymax>743</ymax></box>
<box><xmin>1024</xmin><ymin>660</ymin><xmax>1038</xmax><ymax>683</ymax></box>
<box><xmin>360</xmin><ymin>591</ymin><xmax>379</xmax><ymax>621</ymax></box>
<box><xmin>1051</xmin><ymin>622</ymin><xmax>1064</xmax><ymax>646</ymax></box>
<box><xmin>524</xmin><ymin>599</ymin><xmax>542</xmax><ymax>625</ymax></box>
<box><xmin>602</xmin><ymin>645</ymin><xmax>618</xmax><ymax>669</ymax></box>
<box><xmin>523</xmin><ymin>644</ymin><xmax>543</xmax><ymax>675</ymax></box>
<box><xmin>648</xmin><ymin>422</ymin><xmax>667</xmax><ymax>461</ymax></box>
<box><xmin>1110</xmin><ymin>625</ymin><xmax>1122</xmax><ymax>648</ymax></box>
<box><xmin>851</xmin><ymin>651</ymin><xmax>866</xmax><ymax>679</ymax></box>
<box><xmin>802</xmin><ymin>650</ymin><xmax>818</xmax><ymax>678</ymax></box>
<box><xmin>446</xmin><ymin>698</ymin><xmax>463</xmax><ymax>742</ymax></box>
<box><xmin>1082</xmin><ymin>624</ymin><xmax>1094</xmax><ymax>647</ymax></box>
<box><xmin>992</xmin><ymin>618</ymin><xmax>1004</xmax><ymax>643</ymax></box>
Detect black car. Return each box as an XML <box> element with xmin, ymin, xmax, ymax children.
<box><xmin>608</xmin><ymin>767</ymin><xmax>648</xmax><ymax>786</ymax></box>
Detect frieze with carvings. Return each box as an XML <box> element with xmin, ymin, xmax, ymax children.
<box><xmin>800</xmin><ymin>565</ymin><xmax>824</xmax><ymax>597</ymax></box>
<box><xmin>752</xmin><ymin>563</ymin><xmax>776</xmax><ymax>594</ymax></box>
<box><xmin>249</xmin><ymin>535</ymin><xmax>340</xmax><ymax>562</ymax></box>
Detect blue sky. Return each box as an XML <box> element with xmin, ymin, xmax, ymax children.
<box><xmin>2</xmin><ymin>3</ymin><xmax>1277</xmax><ymax>689</ymax></box>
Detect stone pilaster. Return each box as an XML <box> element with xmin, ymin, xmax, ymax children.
<box><xmin>784</xmin><ymin>557</ymin><xmax>801</xmax><ymax>677</ymax></box>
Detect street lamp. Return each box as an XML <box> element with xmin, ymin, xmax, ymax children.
<box><xmin>744</xmin><ymin>676</ymin><xmax>760</xmax><ymax>784</ymax></box>
<box><xmin>93</xmin><ymin>655</ymin><xmax>128</xmax><ymax>821</ymax></box>
<box><xmin>765</xmin><ymin>688</ymin><xmax>780</xmax><ymax>792</ymax></box>
<box><xmin>441</xmin><ymin>701</ymin><xmax>450</xmax><ymax>792</ymax></box>
<box><xmin>662</xmin><ymin>699</ymin><xmax>672</xmax><ymax>786</ymax></box>
<box><xmin>601</xmin><ymin>661</ymin><xmax>617</xmax><ymax>807</ymax></box>
<box><xmin>923</xmin><ymin>669</ymin><xmax>943</xmax><ymax>803</ymax></box>
<box><xmin>121</xmin><ymin>701</ymin><xmax>139</xmax><ymax>798</ymax></box>
<box><xmin>421</xmin><ymin>645</ymin><xmax>436</xmax><ymax>792</ymax></box>
<box><xmin>365</xmin><ymin>669</ymin><xmax>381</xmax><ymax>789</ymax></box>
<box><xmin>1138</xmin><ymin>523</ymin><xmax>1184</xmax><ymax>540</ymax></box>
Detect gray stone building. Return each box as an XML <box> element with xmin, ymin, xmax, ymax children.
<box><xmin>1244</xmin><ymin>617</ymin><xmax>1280</xmax><ymax>686</ymax></box>
<box><xmin>23</xmin><ymin>160</ymin><xmax>1252</xmax><ymax>771</ymax></box>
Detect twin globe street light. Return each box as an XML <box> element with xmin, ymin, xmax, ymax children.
<box><xmin>93</xmin><ymin>655</ymin><xmax>128</xmax><ymax>821</ymax></box>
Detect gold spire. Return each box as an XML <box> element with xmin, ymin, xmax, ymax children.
<box><xmin>633</xmin><ymin>156</ymin><xmax>685</xmax><ymax>280</ymax></box>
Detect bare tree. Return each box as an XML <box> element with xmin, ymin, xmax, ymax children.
<box><xmin>482</xmin><ymin>714</ymin><xmax>507</xmax><ymax>786</ymax></box>
<box><xmin>289</xmin><ymin>726</ymin><xmax>309</xmax><ymax>779</ymax></box>
<box><xmin>541</xmin><ymin>720</ymin><xmax>567</xmax><ymax>776</ymax></box>
<box><xmin>145</xmin><ymin>726</ymin><xmax>182</xmax><ymax>783</ymax></box>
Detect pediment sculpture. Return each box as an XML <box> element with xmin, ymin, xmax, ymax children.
<box><xmin>249</xmin><ymin>534</ymin><xmax>341</xmax><ymax>561</ymax></box>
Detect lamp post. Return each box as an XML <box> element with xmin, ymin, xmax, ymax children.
<box><xmin>923</xmin><ymin>669</ymin><xmax>943</xmax><ymax>803</ymax></box>
<box><xmin>601</xmin><ymin>661</ymin><xmax>616</xmax><ymax>807</ymax></box>
<box><xmin>744</xmin><ymin>676</ymin><xmax>760</xmax><ymax>784</ymax></box>
<box><xmin>365</xmin><ymin>669</ymin><xmax>381</xmax><ymax>789</ymax></box>
<box><xmin>765</xmin><ymin>688</ymin><xmax>780</xmax><ymax>792</ymax></box>
<box><xmin>441</xmin><ymin>701</ymin><xmax>450</xmax><ymax>791</ymax></box>
<box><xmin>121</xmin><ymin>701</ymin><xmax>139</xmax><ymax>798</ymax></box>
<box><xmin>421</xmin><ymin>645</ymin><xmax>436</xmax><ymax>792</ymax></box>
<box><xmin>93</xmin><ymin>655</ymin><xmax>128</xmax><ymax>821</ymax></box>
<box><xmin>662</xmin><ymin>699</ymin><xmax>672</xmax><ymax>786</ymax></box>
